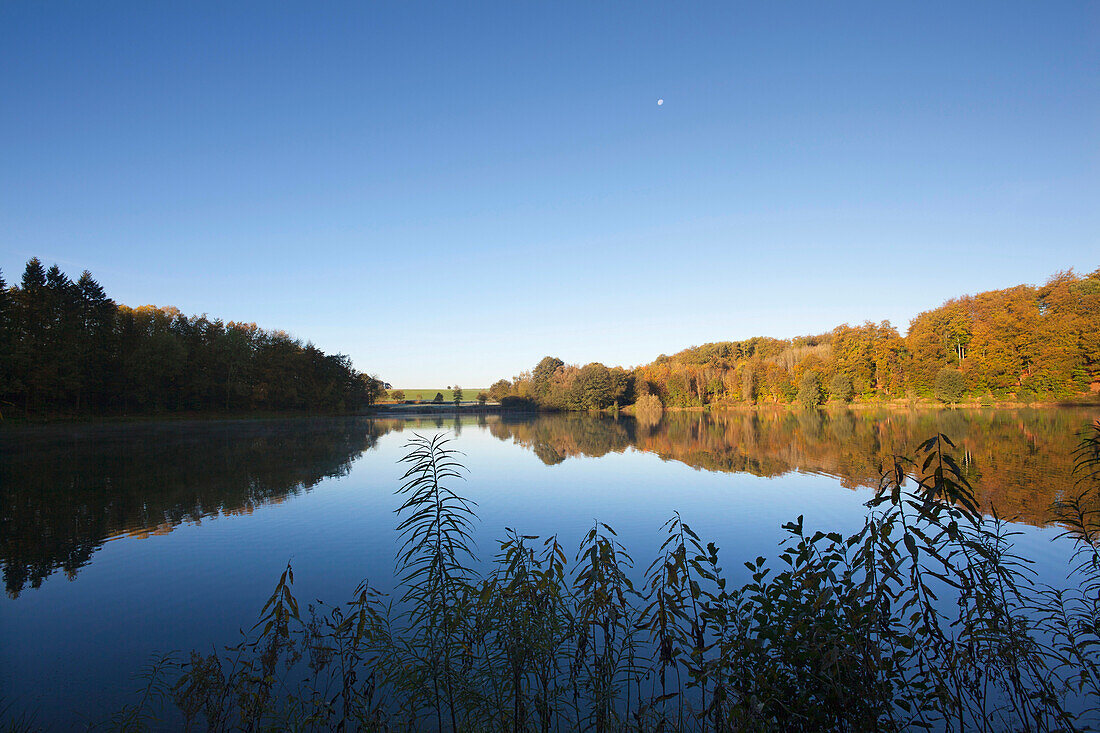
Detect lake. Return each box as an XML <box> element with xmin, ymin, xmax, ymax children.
<box><xmin>1</xmin><ymin>407</ymin><xmax>1098</xmax><ymax>728</ymax></box>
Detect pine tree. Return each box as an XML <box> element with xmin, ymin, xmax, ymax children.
<box><xmin>15</xmin><ymin>258</ymin><xmax>49</xmax><ymax>412</ymax></box>
<box><xmin>75</xmin><ymin>271</ymin><xmax>116</xmax><ymax>412</ymax></box>
<box><xmin>20</xmin><ymin>257</ymin><xmax>46</xmax><ymax>293</ymax></box>
<box><xmin>44</xmin><ymin>264</ymin><xmax>82</xmax><ymax>410</ymax></box>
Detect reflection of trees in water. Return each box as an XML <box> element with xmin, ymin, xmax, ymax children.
<box><xmin>490</xmin><ymin>409</ymin><xmax>1100</xmax><ymax>527</ymax></box>
<box><xmin>489</xmin><ymin>413</ymin><xmax>634</xmax><ymax>465</ymax></box>
<box><xmin>0</xmin><ymin>419</ymin><xmax>385</xmax><ymax>597</ymax></box>
<box><xmin>6</xmin><ymin>409</ymin><xmax>1097</xmax><ymax>598</ymax></box>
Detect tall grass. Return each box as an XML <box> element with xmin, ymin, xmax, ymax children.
<box><xmin>111</xmin><ymin>425</ymin><xmax>1100</xmax><ymax>731</ymax></box>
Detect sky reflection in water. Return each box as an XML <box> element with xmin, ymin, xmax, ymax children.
<box><xmin>1</xmin><ymin>408</ymin><xmax>1097</xmax><ymax>727</ymax></box>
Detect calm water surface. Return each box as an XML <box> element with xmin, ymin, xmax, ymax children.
<box><xmin>1</xmin><ymin>408</ymin><xmax>1098</xmax><ymax>727</ymax></box>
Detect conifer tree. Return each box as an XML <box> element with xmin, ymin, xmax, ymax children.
<box><xmin>20</xmin><ymin>257</ymin><xmax>46</xmax><ymax>293</ymax></box>
<box><xmin>75</xmin><ymin>271</ymin><xmax>115</xmax><ymax>412</ymax></box>
<box><xmin>0</xmin><ymin>269</ymin><xmax>10</xmax><ymax>409</ymax></box>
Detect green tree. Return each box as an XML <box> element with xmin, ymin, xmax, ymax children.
<box><xmin>829</xmin><ymin>372</ymin><xmax>854</xmax><ymax>403</ymax></box>
<box><xmin>798</xmin><ymin>370</ymin><xmax>825</xmax><ymax>409</ymax></box>
<box><xmin>934</xmin><ymin>367</ymin><xmax>965</xmax><ymax>404</ymax></box>
<box><xmin>392</xmin><ymin>389</ymin><xmax>406</xmax><ymax>402</ymax></box>
<box><xmin>488</xmin><ymin>379</ymin><xmax>511</xmax><ymax>402</ymax></box>
<box><xmin>476</xmin><ymin>391</ymin><xmax>488</xmax><ymax>405</ymax></box>
<box><xmin>3</xmin><ymin>258</ymin><xmax>377</xmax><ymax>417</ymax></box>
<box><xmin>532</xmin><ymin>356</ymin><xmax>564</xmax><ymax>404</ymax></box>
<box><xmin>569</xmin><ymin>363</ymin><xmax>615</xmax><ymax>410</ymax></box>
<box><xmin>453</xmin><ymin>385</ymin><xmax>463</xmax><ymax>405</ymax></box>
<box><xmin>358</xmin><ymin>375</ymin><xmax>385</xmax><ymax>406</ymax></box>
<box><xmin>433</xmin><ymin>392</ymin><xmax>444</xmax><ymax>404</ymax></box>
<box><xmin>15</xmin><ymin>258</ymin><xmax>49</xmax><ymax>412</ymax></box>
<box><xmin>74</xmin><ymin>271</ymin><xmax>115</xmax><ymax>413</ymax></box>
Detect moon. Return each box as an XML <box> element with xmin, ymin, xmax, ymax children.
<box><xmin>657</xmin><ymin>98</ymin><xmax>664</xmax><ymax>106</ymax></box>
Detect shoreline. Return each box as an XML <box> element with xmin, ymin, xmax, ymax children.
<box><xmin>3</xmin><ymin>397</ymin><xmax>1097</xmax><ymax>428</ymax></box>
<box><xmin>0</xmin><ymin>403</ymin><xmax>526</xmax><ymax>428</ymax></box>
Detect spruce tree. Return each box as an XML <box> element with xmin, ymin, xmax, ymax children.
<box><xmin>21</xmin><ymin>257</ymin><xmax>46</xmax><ymax>292</ymax></box>
<box><xmin>0</xmin><ymin>269</ymin><xmax>9</xmax><ymax>407</ymax></box>
<box><xmin>16</xmin><ymin>259</ymin><xmax>49</xmax><ymax>412</ymax></box>
<box><xmin>76</xmin><ymin>271</ymin><xmax>116</xmax><ymax>412</ymax></box>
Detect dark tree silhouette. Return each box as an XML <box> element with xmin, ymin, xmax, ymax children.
<box><xmin>0</xmin><ymin>258</ymin><xmax>375</xmax><ymax>417</ymax></box>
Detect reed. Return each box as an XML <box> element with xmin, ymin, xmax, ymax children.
<box><xmin>103</xmin><ymin>422</ymin><xmax>1100</xmax><ymax>731</ymax></box>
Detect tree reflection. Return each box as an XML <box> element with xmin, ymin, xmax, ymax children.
<box><xmin>489</xmin><ymin>408</ymin><xmax>1100</xmax><ymax>527</ymax></box>
<box><xmin>0</xmin><ymin>419</ymin><xmax>385</xmax><ymax>597</ymax></box>
<box><xmin>3</xmin><ymin>409</ymin><xmax>1097</xmax><ymax>598</ymax></box>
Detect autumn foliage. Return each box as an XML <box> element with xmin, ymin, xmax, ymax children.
<box><xmin>496</xmin><ymin>269</ymin><xmax>1100</xmax><ymax>410</ymax></box>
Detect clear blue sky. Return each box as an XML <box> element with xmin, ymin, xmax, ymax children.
<box><xmin>2</xmin><ymin>2</ymin><xmax>1097</xmax><ymax>386</ymax></box>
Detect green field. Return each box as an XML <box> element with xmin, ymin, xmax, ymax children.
<box><xmin>387</xmin><ymin>388</ymin><xmax>489</xmax><ymax>402</ymax></box>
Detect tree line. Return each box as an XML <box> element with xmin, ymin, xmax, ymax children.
<box><xmin>0</xmin><ymin>258</ymin><xmax>382</xmax><ymax>418</ymax></box>
<box><xmin>490</xmin><ymin>269</ymin><xmax>1100</xmax><ymax>410</ymax></box>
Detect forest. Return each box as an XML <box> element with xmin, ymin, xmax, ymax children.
<box><xmin>0</xmin><ymin>258</ymin><xmax>381</xmax><ymax>418</ymax></box>
<box><xmin>491</xmin><ymin>269</ymin><xmax>1100</xmax><ymax>410</ymax></box>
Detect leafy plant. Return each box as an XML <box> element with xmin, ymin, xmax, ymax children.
<box><xmin>109</xmin><ymin>422</ymin><xmax>1100</xmax><ymax>732</ymax></box>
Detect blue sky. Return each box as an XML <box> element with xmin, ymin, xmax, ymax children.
<box><xmin>2</xmin><ymin>1</ymin><xmax>1097</xmax><ymax>386</ymax></box>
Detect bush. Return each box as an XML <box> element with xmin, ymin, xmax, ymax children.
<box><xmin>797</xmin><ymin>370</ymin><xmax>825</xmax><ymax>409</ymax></box>
<box><xmin>499</xmin><ymin>395</ymin><xmax>537</xmax><ymax>410</ymax></box>
<box><xmin>432</xmin><ymin>392</ymin><xmax>444</xmax><ymax>404</ymax></box>
<box><xmin>934</xmin><ymin>368</ymin><xmax>966</xmax><ymax>404</ymax></box>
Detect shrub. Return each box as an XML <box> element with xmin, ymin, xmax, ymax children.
<box><xmin>499</xmin><ymin>395</ymin><xmax>537</xmax><ymax>411</ymax></box>
<box><xmin>934</xmin><ymin>367</ymin><xmax>966</xmax><ymax>403</ymax></box>
<box><xmin>432</xmin><ymin>392</ymin><xmax>444</xmax><ymax>404</ymax></box>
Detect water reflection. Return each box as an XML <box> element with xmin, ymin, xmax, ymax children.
<box><xmin>0</xmin><ymin>418</ymin><xmax>386</xmax><ymax>597</ymax></box>
<box><xmin>488</xmin><ymin>409</ymin><xmax>1100</xmax><ymax>525</ymax></box>
<box><xmin>2</xmin><ymin>408</ymin><xmax>1097</xmax><ymax>597</ymax></box>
